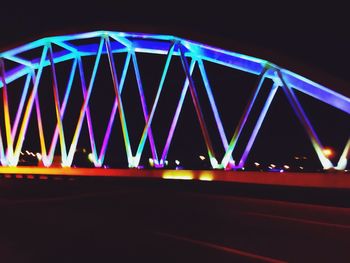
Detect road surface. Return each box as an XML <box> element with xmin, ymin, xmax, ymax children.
<box><xmin>1</xmin><ymin>176</ymin><xmax>350</xmax><ymax>262</ymax></box>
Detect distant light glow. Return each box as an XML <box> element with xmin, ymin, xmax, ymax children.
<box><xmin>88</xmin><ymin>153</ymin><xmax>94</xmax><ymax>163</ymax></box>
<box><xmin>283</xmin><ymin>165</ymin><xmax>290</xmax><ymax>169</ymax></box>
<box><xmin>175</xmin><ymin>160</ymin><xmax>180</xmax><ymax>166</ymax></box>
<box><xmin>162</xmin><ymin>171</ymin><xmax>193</xmax><ymax>180</ymax></box>
<box><xmin>254</xmin><ymin>162</ymin><xmax>260</xmax><ymax>166</ymax></box>
<box><xmin>322</xmin><ymin>148</ymin><xmax>334</xmax><ymax>158</ymax></box>
<box><xmin>199</xmin><ymin>173</ymin><xmax>214</xmax><ymax>181</ymax></box>
<box><xmin>199</xmin><ymin>155</ymin><xmax>206</xmax><ymax>161</ymax></box>
<box><xmin>36</xmin><ymin>152</ymin><xmax>42</xmax><ymax>160</ymax></box>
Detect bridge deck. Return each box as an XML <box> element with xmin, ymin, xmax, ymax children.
<box><xmin>1</xmin><ymin>167</ymin><xmax>349</xmax><ymax>189</ymax></box>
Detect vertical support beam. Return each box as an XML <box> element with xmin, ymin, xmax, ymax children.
<box><xmin>131</xmin><ymin>51</ymin><xmax>158</xmax><ymax>165</ymax></box>
<box><xmin>0</xmin><ymin>59</ymin><xmax>14</xmax><ymax>162</ymax></box>
<box><xmin>13</xmin><ymin>45</ymin><xmax>49</xmax><ymax>166</ymax></box>
<box><xmin>105</xmin><ymin>36</ymin><xmax>133</xmax><ymax>167</ymax></box>
<box><xmin>221</xmin><ymin>67</ymin><xmax>269</xmax><ymax>169</ymax></box>
<box><xmin>238</xmin><ymin>81</ymin><xmax>279</xmax><ymax>168</ymax></box>
<box><xmin>134</xmin><ymin>42</ymin><xmax>176</xmax><ymax>167</ymax></box>
<box><xmin>98</xmin><ymin>52</ymin><xmax>131</xmax><ymax>165</ymax></box>
<box><xmin>66</xmin><ymin>38</ymin><xmax>104</xmax><ymax>166</ymax></box>
<box><xmin>336</xmin><ymin>137</ymin><xmax>350</xmax><ymax>170</ymax></box>
<box><xmin>179</xmin><ymin>45</ymin><xmax>218</xmax><ymax>168</ymax></box>
<box><xmin>160</xmin><ymin>59</ymin><xmax>196</xmax><ymax>164</ymax></box>
<box><xmin>277</xmin><ymin>70</ymin><xmax>333</xmax><ymax>170</ymax></box>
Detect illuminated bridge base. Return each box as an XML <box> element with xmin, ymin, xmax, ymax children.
<box><xmin>1</xmin><ymin>167</ymin><xmax>350</xmax><ymax>189</ymax></box>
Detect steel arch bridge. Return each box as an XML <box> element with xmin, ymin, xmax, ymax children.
<box><xmin>0</xmin><ymin>31</ymin><xmax>349</xmax><ymax>171</ymax></box>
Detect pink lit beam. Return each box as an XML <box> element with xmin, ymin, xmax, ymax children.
<box><xmin>0</xmin><ymin>59</ymin><xmax>14</xmax><ymax>160</ymax></box>
<box><xmin>47</xmin><ymin>44</ymin><xmax>68</xmax><ymax>163</ymax></box>
<box><xmin>238</xmin><ymin>82</ymin><xmax>279</xmax><ymax>168</ymax></box>
<box><xmin>336</xmin><ymin>138</ymin><xmax>350</xmax><ymax>170</ymax></box>
<box><xmin>46</xmin><ymin>59</ymin><xmax>77</xmax><ymax>166</ymax></box>
<box><xmin>135</xmin><ymin>42</ymin><xmax>176</xmax><ymax>167</ymax></box>
<box><xmin>197</xmin><ymin>59</ymin><xmax>235</xmax><ymax>166</ymax></box>
<box><xmin>66</xmin><ymin>38</ymin><xmax>104</xmax><ymax>167</ymax></box>
<box><xmin>160</xmin><ymin>59</ymin><xmax>196</xmax><ymax>164</ymax></box>
<box><xmin>13</xmin><ymin>45</ymin><xmax>49</xmax><ymax>166</ymax></box>
<box><xmin>10</xmin><ymin>73</ymin><xmax>31</xmax><ymax>139</ymax></box>
<box><xmin>0</xmin><ymin>126</ymin><xmax>5</xmax><ymax>165</ymax></box>
<box><xmin>26</xmin><ymin>69</ymin><xmax>48</xmax><ymax>161</ymax></box>
<box><xmin>179</xmin><ymin>46</ymin><xmax>218</xmax><ymax>167</ymax></box>
<box><xmin>105</xmin><ymin>36</ymin><xmax>133</xmax><ymax>166</ymax></box>
<box><xmin>34</xmin><ymin>94</ymin><xmax>47</xmax><ymax>162</ymax></box>
<box><xmin>131</xmin><ymin>52</ymin><xmax>158</xmax><ymax>163</ymax></box>
<box><xmin>98</xmin><ymin>52</ymin><xmax>132</xmax><ymax>165</ymax></box>
<box><xmin>221</xmin><ymin>67</ymin><xmax>269</xmax><ymax>169</ymax></box>
<box><xmin>278</xmin><ymin>71</ymin><xmax>333</xmax><ymax>170</ymax></box>
<box><xmin>75</xmin><ymin>56</ymin><xmax>98</xmax><ymax>167</ymax></box>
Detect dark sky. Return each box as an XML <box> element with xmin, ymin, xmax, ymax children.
<box><xmin>1</xmin><ymin>1</ymin><xmax>349</xmax><ymax>90</ymax></box>
<box><xmin>0</xmin><ymin>1</ymin><xmax>349</xmax><ymax>168</ymax></box>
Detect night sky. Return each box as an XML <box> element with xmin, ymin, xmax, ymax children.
<box><xmin>0</xmin><ymin>1</ymin><xmax>349</xmax><ymax>169</ymax></box>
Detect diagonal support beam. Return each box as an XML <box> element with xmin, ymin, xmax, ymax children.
<box><xmin>179</xmin><ymin>45</ymin><xmax>218</xmax><ymax>168</ymax></box>
<box><xmin>0</xmin><ymin>126</ymin><xmax>5</xmax><ymax>165</ymax></box>
<box><xmin>46</xmin><ymin>58</ymin><xmax>78</xmax><ymax>166</ymax></box>
<box><xmin>131</xmin><ymin>51</ymin><xmax>158</xmax><ymax>165</ymax></box>
<box><xmin>47</xmin><ymin>43</ymin><xmax>68</xmax><ymax>163</ymax></box>
<box><xmin>105</xmin><ymin>36</ymin><xmax>133</xmax><ymax>166</ymax></box>
<box><xmin>0</xmin><ymin>59</ymin><xmax>14</xmax><ymax>161</ymax></box>
<box><xmin>97</xmin><ymin>52</ymin><xmax>132</xmax><ymax>165</ymax></box>
<box><xmin>134</xmin><ymin>42</ymin><xmax>176</xmax><ymax>167</ymax></box>
<box><xmin>13</xmin><ymin>45</ymin><xmax>49</xmax><ymax>166</ymax></box>
<box><xmin>11</xmin><ymin>73</ymin><xmax>31</xmax><ymax>139</ymax></box>
<box><xmin>221</xmin><ymin>67</ymin><xmax>269</xmax><ymax>169</ymax></box>
<box><xmin>66</xmin><ymin>38</ymin><xmax>104</xmax><ymax>166</ymax></box>
<box><xmin>197</xmin><ymin>59</ymin><xmax>235</xmax><ymax>167</ymax></box>
<box><xmin>237</xmin><ymin>81</ymin><xmax>279</xmax><ymax>168</ymax></box>
<box><xmin>336</xmin><ymin>138</ymin><xmax>350</xmax><ymax>170</ymax></box>
<box><xmin>160</xmin><ymin>59</ymin><xmax>196</xmax><ymax>164</ymax></box>
<box><xmin>277</xmin><ymin>70</ymin><xmax>333</xmax><ymax>170</ymax></box>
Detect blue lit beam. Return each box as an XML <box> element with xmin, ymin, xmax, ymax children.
<box><xmin>238</xmin><ymin>82</ymin><xmax>279</xmax><ymax>168</ymax></box>
<box><xmin>221</xmin><ymin>67</ymin><xmax>270</xmax><ymax>169</ymax></box>
<box><xmin>179</xmin><ymin>45</ymin><xmax>218</xmax><ymax>168</ymax></box>
<box><xmin>160</xmin><ymin>59</ymin><xmax>196</xmax><ymax>164</ymax></box>
<box><xmin>134</xmin><ymin>42</ymin><xmax>176</xmax><ymax>167</ymax></box>
<box><xmin>277</xmin><ymin>71</ymin><xmax>333</xmax><ymax>170</ymax></box>
<box><xmin>105</xmin><ymin>36</ymin><xmax>133</xmax><ymax>167</ymax></box>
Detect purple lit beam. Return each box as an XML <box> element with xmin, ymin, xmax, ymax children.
<box><xmin>221</xmin><ymin>67</ymin><xmax>269</xmax><ymax>169</ymax></box>
<box><xmin>131</xmin><ymin>52</ymin><xmax>158</xmax><ymax>163</ymax></box>
<box><xmin>105</xmin><ymin>36</ymin><xmax>133</xmax><ymax>166</ymax></box>
<box><xmin>179</xmin><ymin>46</ymin><xmax>217</xmax><ymax>167</ymax></box>
<box><xmin>238</xmin><ymin>81</ymin><xmax>279</xmax><ymax>168</ymax></box>
<box><xmin>160</xmin><ymin>59</ymin><xmax>196</xmax><ymax>164</ymax></box>
<box><xmin>0</xmin><ymin>59</ymin><xmax>14</xmax><ymax>160</ymax></box>
<box><xmin>98</xmin><ymin>52</ymin><xmax>131</xmax><ymax>165</ymax></box>
<box><xmin>278</xmin><ymin>71</ymin><xmax>333</xmax><ymax>170</ymax></box>
<box><xmin>135</xmin><ymin>42</ymin><xmax>176</xmax><ymax>167</ymax></box>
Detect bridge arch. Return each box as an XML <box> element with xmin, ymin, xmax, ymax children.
<box><xmin>0</xmin><ymin>31</ymin><xmax>349</xmax><ymax>170</ymax></box>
